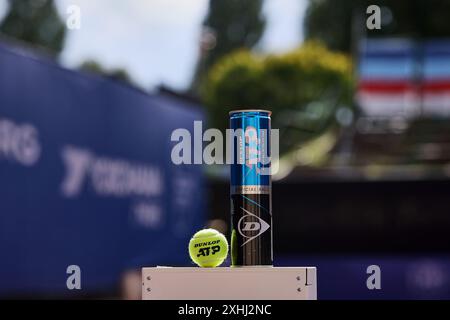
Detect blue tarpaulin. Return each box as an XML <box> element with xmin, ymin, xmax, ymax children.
<box><xmin>0</xmin><ymin>43</ymin><xmax>205</xmax><ymax>296</ymax></box>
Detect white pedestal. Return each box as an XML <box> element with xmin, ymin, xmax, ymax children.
<box><xmin>142</xmin><ymin>267</ymin><xmax>317</xmax><ymax>300</ymax></box>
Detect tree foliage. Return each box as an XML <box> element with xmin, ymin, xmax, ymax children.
<box><xmin>192</xmin><ymin>0</ymin><xmax>265</xmax><ymax>91</ymax></box>
<box><xmin>304</xmin><ymin>0</ymin><xmax>450</xmax><ymax>53</ymax></box>
<box><xmin>79</xmin><ymin>60</ymin><xmax>133</xmax><ymax>85</ymax></box>
<box><xmin>203</xmin><ymin>0</ymin><xmax>265</xmax><ymax>69</ymax></box>
<box><xmin>202</xmin><ymin>42</ymin><xmax>354</xmax><ymax>149</ymax></box>
<box><xmin>0</xmin><ymin>0</ymin><xmax>66</xmax><ymax>54</ymax></box>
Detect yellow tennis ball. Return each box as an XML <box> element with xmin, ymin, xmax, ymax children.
<box><xmin>188</xmin><ymin>228</ymin><xmax>228</xmax><ymax>267</ymax></box>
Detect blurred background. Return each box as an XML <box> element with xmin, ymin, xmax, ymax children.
<box><xmin>0</xmin><ymin>0</ymin><xmax>450</xmax><ymax>299</ymax></box>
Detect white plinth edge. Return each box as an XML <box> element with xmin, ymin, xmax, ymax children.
<box><xmin>142</xmin><ymin>267</ymin><xmax>317</xmax><ymax>300</ymax></box>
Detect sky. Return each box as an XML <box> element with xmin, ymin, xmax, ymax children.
<box><xmin>0</xmin><ymin>0</ymin><xmax>307</xmax><ymax>91</ymax></box>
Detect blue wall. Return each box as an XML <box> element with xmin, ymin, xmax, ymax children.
<box><xmin>0</xmin><ymin>43</ymin><xmax>205</xmax><ymax>296</ymax></box>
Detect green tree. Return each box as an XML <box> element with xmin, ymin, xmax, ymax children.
<box><xmin>79</xmin><ymin>60</ymin><xmax>133</xmax><ymax>85</ymax></box>
<box><xmin>0</xmin><ymin>0</ymin><xmax>66</xmax><ymax>54</ymax></box>
<box><xmin>304</xmin><ymin>0</ymin><xmax>450</xmax><ymax>53</ymax></box>
<box><xmin>202</xmin><ymin>42</ymin><xmax>354</xmax><ymax>152</ymax></box>
<box><xmin>192</xmin><ymin>0</ymin><xmax>266</xmax><ymax>92</ymax></box>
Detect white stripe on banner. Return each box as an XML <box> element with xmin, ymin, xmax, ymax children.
<box><xmin>356</xmin><ymin>92</ymin><xmax>421</xmax><ymax>118</ymax></box>
<box><xmin>423</xmin><ymin>92</ymin><xmax>450</xmax><ymax>117</ymax></box>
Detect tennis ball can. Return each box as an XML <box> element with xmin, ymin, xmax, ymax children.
<box><xmin>229</xmin><ymin>109</ymin><xmax>273</xmax><ymax>266</ymax></box>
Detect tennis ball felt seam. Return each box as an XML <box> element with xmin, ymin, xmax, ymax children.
<box><xmin>191</xmin><ymin>231</ymin><xmax>222</xmax><ymax>239</ymax></box>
